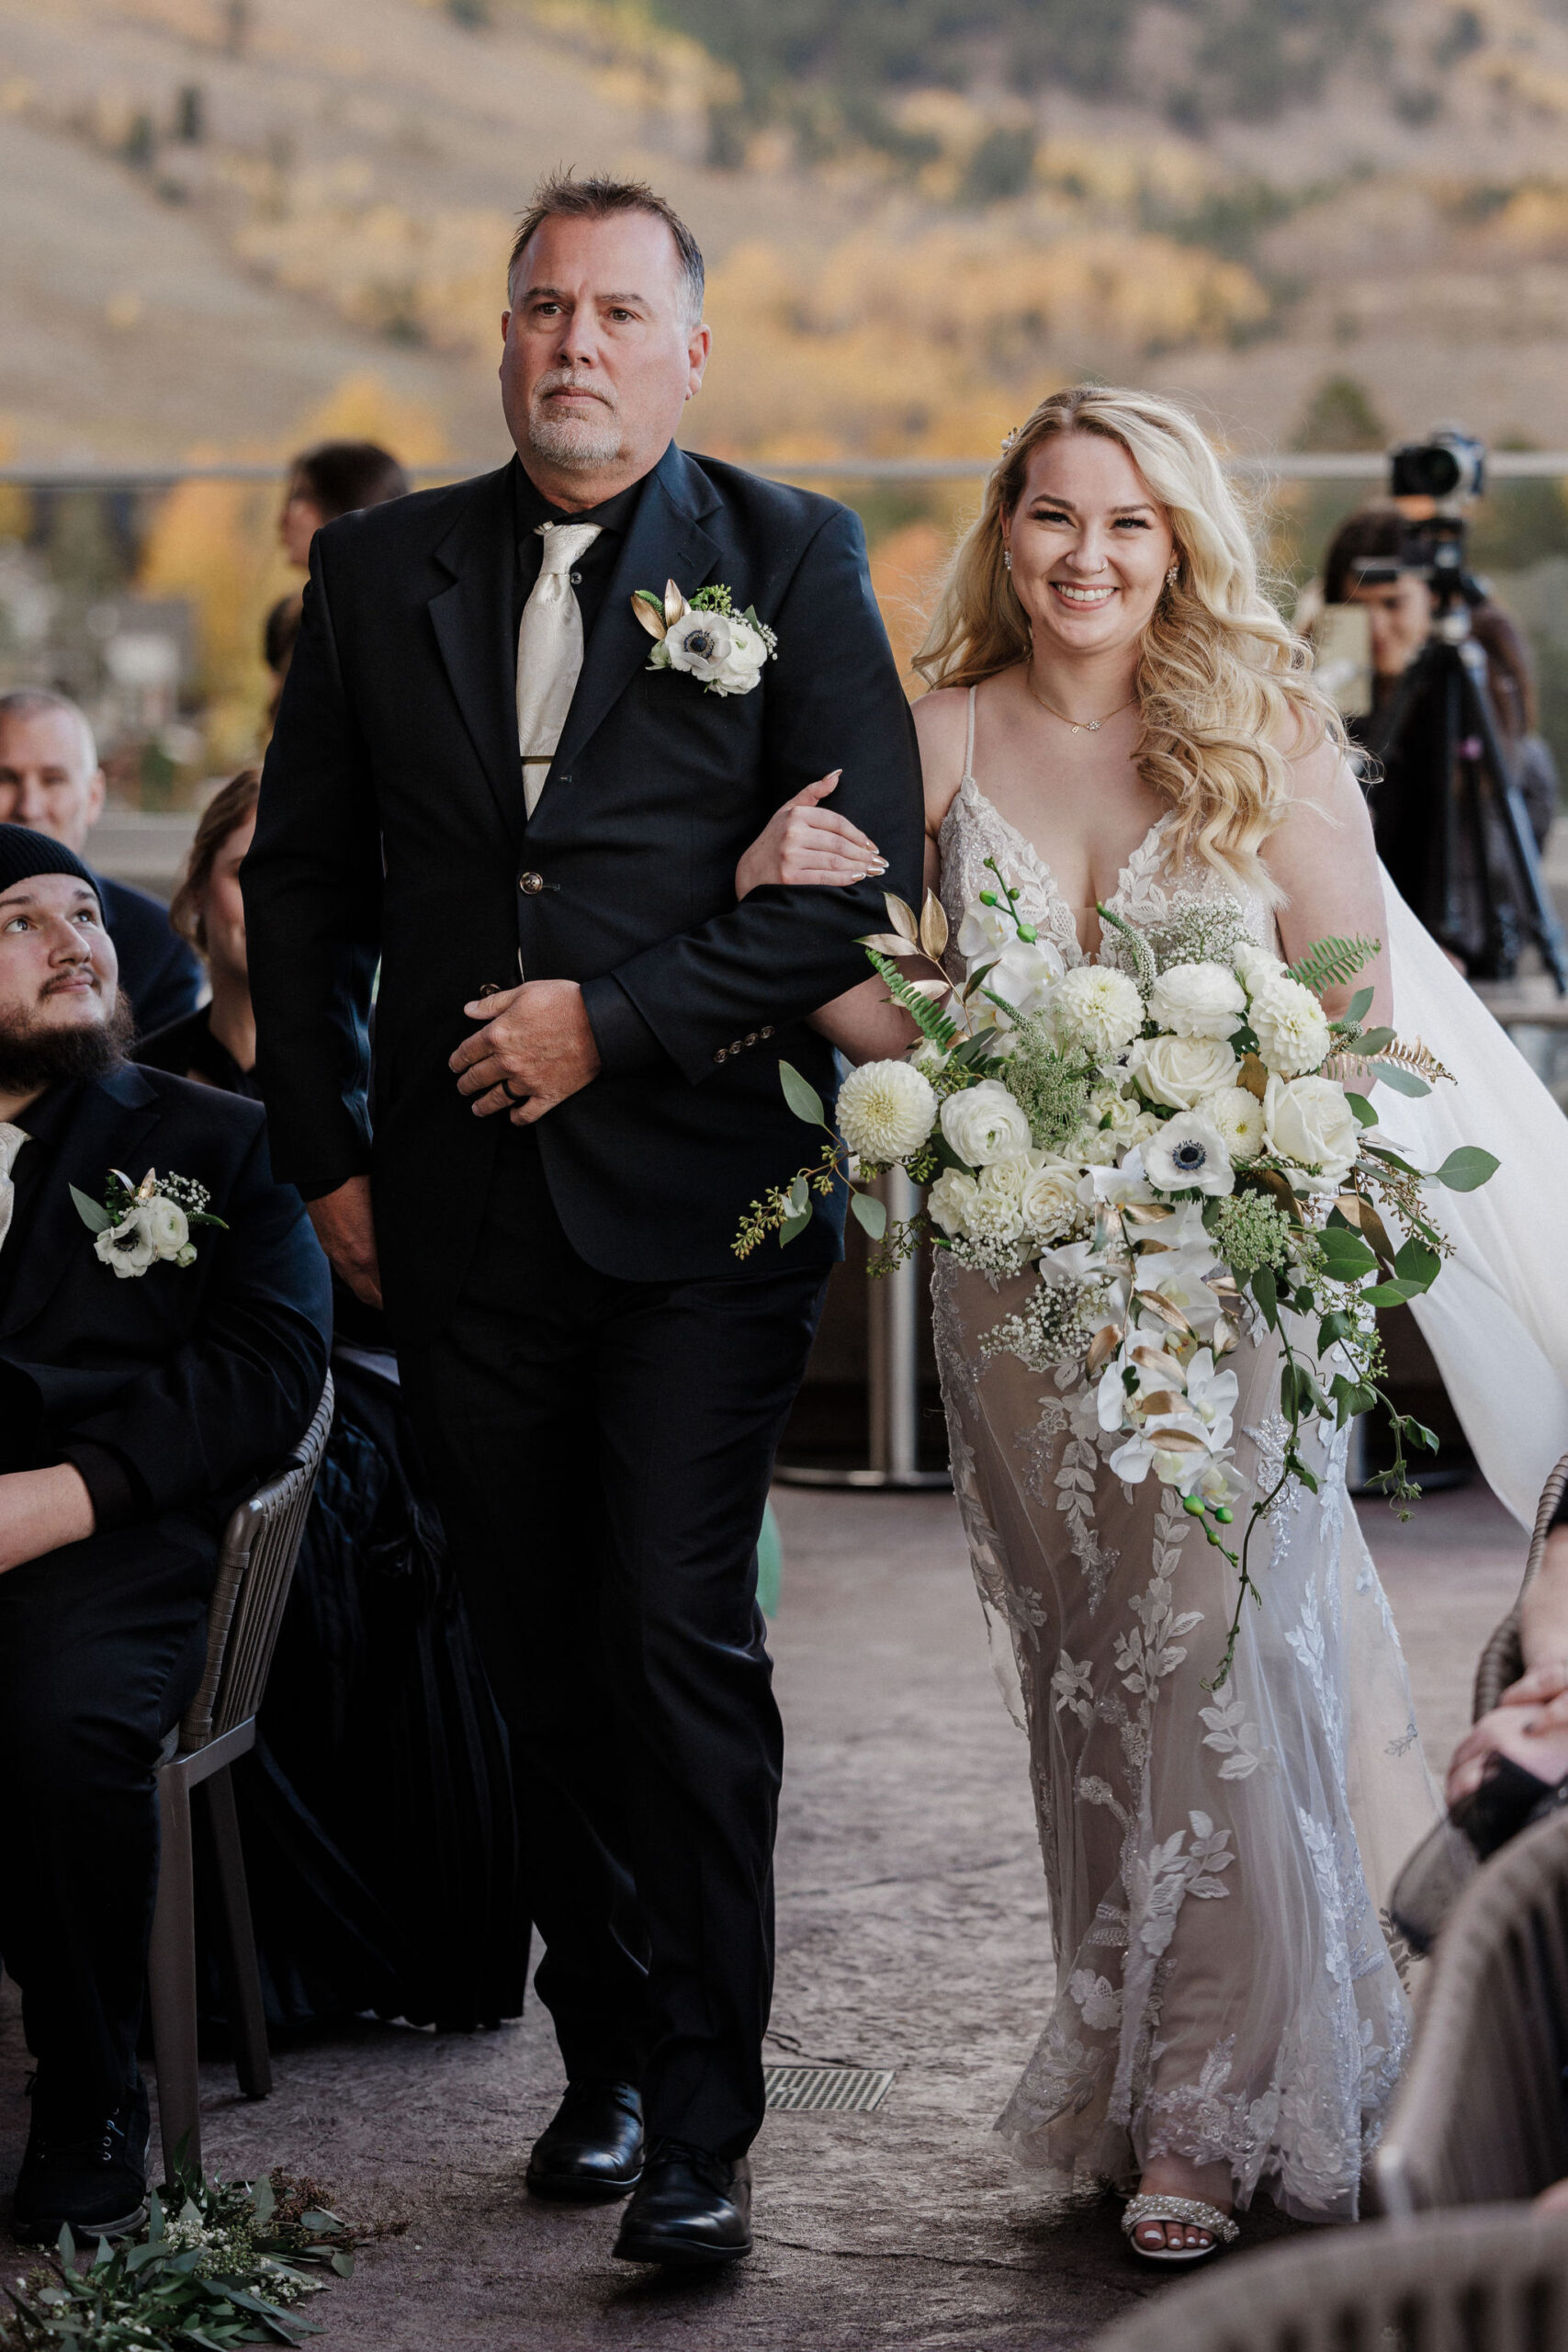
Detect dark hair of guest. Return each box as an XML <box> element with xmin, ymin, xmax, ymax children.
<box><xmin>1321</xmin><ymin>503</ymin><xmax>1408</xmax><ymax>607</ymax></box>
<box><xmin>506</xmin><ymin>169</ymin><xmax>705</xmax><ymax>326</ymax></box>
<box><xmin>170</xmin><ymin>770</ymin><xmax>261</xmax><ymax>955</ymax></box>
<box><xmin>288</xmin><ymin>441</ymin><xmax>410</xmax><ymax>522</ymax></box>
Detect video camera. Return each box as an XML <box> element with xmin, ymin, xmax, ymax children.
<box><xmin>1357</xmin><ymin>427</ymin><xmax>1489</xmax><ymax>611</ymax></box>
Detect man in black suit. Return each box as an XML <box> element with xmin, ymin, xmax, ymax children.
<box><xmin>0</xmin><ymin>823</ymin><xmax>331</xmax><ymax>2243</ymax></box>
<box><xmin>243</xmin><ymin>170</ymin><xmax>923</xmax><ymax>2266</ymax></box>
<box><xmin>0</xmin><ymin>691</ymin><xmax>204</xmax><ymax>1038</ymax></box>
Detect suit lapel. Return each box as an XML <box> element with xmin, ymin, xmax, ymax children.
<box><xmin>544</xmin><ymin>443</ymin><xmax>721</xmax><ymax>793</ymax></box>
<box><xmin>1</xmin><ymin>1065</ymin><xmax>161</xmax><ymax>1339</ymax></box>
<box><xmin>427</xmin><ymin>463</ymin><xmax>525</xmax><ymax>841</ymax></box>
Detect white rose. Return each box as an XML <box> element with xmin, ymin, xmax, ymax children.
<box><xmin>1050</xmin><ymin>965</ymin><xmax>1145</xmax><ymax>1057</ymax></box>
<box><xmin>1142</xmin><ymin>1111</ymin><xmax>1235</xmax><ymax>1198</ymax></box>
<box><xmin>146</xmin><ymin>1198</ymin><xmax>190</xmax><ymax>1260</ymax></box>
<box><xmin>940</xmin><ymin>1079</ymin><xmax>1032</xmax><ymax>1168</ymax></box>
<box><xmin>661</xmin><ymin>609</ymin><xmax>735</xmax><ymax>684</ymax></box>
<box><xmin>1199</xmin><ymin>1084</ymin><xmax>1265</xmax><ymax>1163</ymax></box>
<box><xmin>711</xmin><ymin>615</ymin><xmax>770</xmax><ymax>696</ymax></box>
<box><xmin>1127</xmin><ymin>1033</ymin><xmax>1238</xmax><ymax>1111</ymax></box>
<box><xmin>928</xmin><ymin>1167</ymin><xmax>981</xmax><ymax>1238</ymax></box>
<box><xmin>1148</xmin><ymin>961</ymin><xmax>1247</xmax><ymax>1041</ymax></box>
<box><xmin>836</xmin><ymin>1060</ymin><xmax>937</xmax><ymax>1163</ymax></box>
<box><xmin>1249</xmin><ymin>975</ymin><xmax>1331</xmax><ymax>1077</ymax></box>
<box><xmin>1264</xmin><ymin>1073</ymin><xmax>1359</xmax><ymax>1193</ymax></box>
<box><xmin>1021</xmin><ymin>1161</ymin><xmax>1083</xmax><ymax>1243</ymax></box>
<box><xmin>1234</xmin><ymin>941</ymin><xmax>1288</xmax><ymax>999</ymax></box>
<box><xmin>95</xmin><ymin>1204</ymin><xmax>157</xmax><ymax>1279</ymax></box>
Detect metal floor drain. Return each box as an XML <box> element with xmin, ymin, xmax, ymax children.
<box><xmin>763</xmin><ymin>2064</ymin><xmax>896</xmax><ymax>2114</ymax></box>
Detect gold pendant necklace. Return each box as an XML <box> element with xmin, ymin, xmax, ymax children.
<box><xmin>1025</xmin><ymin>664</ymin><xmax>1137</xmax><ymax>735</ymax></box>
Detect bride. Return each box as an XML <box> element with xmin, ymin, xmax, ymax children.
<box><xmin>737</xmin><ymin>384</ymin><xmax>1455</xmax><ymax>2257</ymax></box>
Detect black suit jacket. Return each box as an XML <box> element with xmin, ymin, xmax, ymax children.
<box><xmin>94</xmin><ymin>871</ymin><xmax>204</xmax><ymax>1039</ymax></box>
<box><xmin>243</xmin><ymin>444</ymin><xmax>924</xmax><ymax>1337</ymax></box>
<box><xmin>0</xmin><ymin>1065</ymin><xmax>332</xmax><ymax>1543</ymax></box>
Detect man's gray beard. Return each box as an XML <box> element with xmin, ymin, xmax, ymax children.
<box><xmin>0</xmin><ymin>990</ymin><xmax>133</xmax><ymax>1093</ymax></box>
<box><xmin>525</xmin><ymin>406</ymin><xmax>626</xmax><ymax>474</ymax></box>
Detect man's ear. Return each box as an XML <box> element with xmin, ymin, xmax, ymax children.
<box><xmin>85</xmin><ymin>766</ymin><xmax>107</xmax><ymax>831</ymax></box>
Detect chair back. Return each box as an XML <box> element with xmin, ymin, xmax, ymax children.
<box><xmin>1375</xmin><ymin>1806</ymin><xmax>1568</xmax><ymax>2215</ymax></box>
<box><xmin>1474</xmin><ymin>1452</ymin><xmax>1568</xmax><ymax>1721</ymax></box>
<box><xmin>1091</xmin><ymin>2206</ymin><xmax>1568</xmax><ymax>2352</ymax></box>
<box><xmin>178</xmin><ymin>1378</ymin><xmax>333</xmax><ymax>1752</ymax></box>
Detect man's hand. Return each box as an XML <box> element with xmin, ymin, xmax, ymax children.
<box><xmin>1447</xmin><ymin>1690</ymin><xmax>1568</xmax><ymax>1807</ymax></box>
<box><xmin>308</xmin><ymin>1173</ymin><xmax>383</xmax><ymax>1308</ymax></box>
<box><xmin>450</xmin><ymin>978</ymin><xmax>602</xmax><ymax>1125</ymax></box>
<box><xmin>0</xmin><ymin>1464</ymin><xmax>95</xmax><ymax>1575</ymax></box>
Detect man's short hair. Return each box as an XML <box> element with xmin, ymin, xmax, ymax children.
<box><xmin>288</xmin><ymin>441</ymin><xmax>410</xmax><ymax>522</ymax></box>
<box><xmin>506</xmin><ymin>170</ymin><xmax>705</xmax><ymax>328</ymax></box>
<box><xmin>0</xmin><ymin>687</ymin><xmax>99</xmax><ymax>775</ymax></box>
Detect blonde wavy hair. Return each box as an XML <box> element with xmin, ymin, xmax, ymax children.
<box><xmin>915</xmin><ymin>383</ymin><xmax>1344</xmax><ymax>896</ymax></box>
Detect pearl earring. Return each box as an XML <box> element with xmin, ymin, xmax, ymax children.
<box><xmin>1166</xmin><ymin>563</ymin><xmax>1179</xmax><ymax>584</ymax></box>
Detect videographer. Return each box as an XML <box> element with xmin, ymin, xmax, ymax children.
<box><xmin>1319</xmin><ymin>496</ymin><xmax>1561</xmax><ymax>978</ymax></box>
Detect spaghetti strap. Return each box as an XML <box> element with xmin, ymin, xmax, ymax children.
<box><xmin>963</xmin><ymin>684</ymin><xmax>977</xmax><ymax>785</ymax></box>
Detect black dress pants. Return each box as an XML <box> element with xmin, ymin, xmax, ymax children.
<box><xmin>0</xmin><ymin>1516</ymin><xmax>213</xmax><ymax>2122</ymax></box>
<box><xmin>398</xmin><ymin>1128</ymin><xmax>828</xmax><ymax>2159</ymax></box>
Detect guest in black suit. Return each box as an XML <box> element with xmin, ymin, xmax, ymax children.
<box><xmin>139</xmin><ymin>773</ymin><xmax>521</xmax><ymax>2039</ymax></box>
<box><xmin>265</xmin><ymin>441</ymin><xmax>411</xmax><ymax>724</ymax></box>
<box><xmin>0</xmin><ymin>691</ymin><xmax>204</xmax><ymax>1038</ymax></box>
<box><xmin>0</xmin><ymin>822</ymin><xmax>330</xmax><ymax>2244</ymax></box>
<box><xmin>243</xmin><ymin>170</ymin><xmax>924</xmax><ymax>2265</ymax></box>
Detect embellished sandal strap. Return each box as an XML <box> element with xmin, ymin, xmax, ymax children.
<box><xmin>1122</xmin><ymin>2194</ymin><xmax>1239</xmax><ymax>2244</ymax></box>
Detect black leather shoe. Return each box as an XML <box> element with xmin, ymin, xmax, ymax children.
<box><xmin>12</xmin><ymin>2079</ymin><xmax>150</xmax><ymax>2245</ymax></box>
<box><xmin>612</xmin><ymin>2138</ymin><xmax>752</xmax><ymax>2267</ymax></box>
<box><xmin>526</xmin><ymin>2080</ymin><xmax>643</xmax><ymax>2204</ymax></box>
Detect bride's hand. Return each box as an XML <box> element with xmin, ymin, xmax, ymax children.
<box><xmin>735</xmin><ymin>772</ymin><xmax>887</xmax><ymax>899</ymax></box>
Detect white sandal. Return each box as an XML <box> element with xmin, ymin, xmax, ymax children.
<box><xmin>1122</xmin><ymin>2193</ymin><xmax>1239</xmax><ymax>2265</ymax></box>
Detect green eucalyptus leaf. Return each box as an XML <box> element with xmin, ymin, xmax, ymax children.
<box><xmin>1345</xmin><ymin>1092</ymin><xmax>1377</xmax><ymax>1127</ymax></box>
<box><xmin>1344</xmin><ymin>986</ymin><xmax>1375</xmax><ymax>1025</ymax></box>
<box><xmin>1249</xmin><ymin>1263</ymin><xmax>1279</xmax><ymax>1324</ymax></box>
<box><xmin>850</xmin><ymin>1190</ymin><xmax>888</xmax><ymax>1239</ymax></box>
<box><xmin>70</xmin><ymin>1183</ymin><xmax>116</xmax><ymax>1234</ymax></box>
<box><xmin>1363</xmin><ymin>1277</ymin><xmax>1422</xmax><ymax>1307</ymax></box>
<box><xmin>1316</xmin><ymin>1227</ymin><xmax>1378</xmax><ymax>1279</ymax></box>
<box><xmin>1371</xmin><ymin>1061</ymin><xmax>1431</xmax><ymax>1098</ymax></box>
<box><xmin>777</xmin><ymin>1060</ymin><xmax>827</xmax><ymax>1128</ymax></box>
<box><xmin>1393</xmin><ymin>1236</ymin><xmax>1441</xmax><ymax>1288</ymax></box>
<box><xmin>1354</xmin><ymin>1025</ymin><xmax>1395</xmax><ymax>1057</ymax></box>
<box><xmin>779</xmin><ymin>1210</ymin><xmax>811</xmax><ymax>1246</ymax></box>
<box><xmin>1433</xmin><ymin>1145</ymin><xmax>1500</xmax><ymax>1193</ymax></box>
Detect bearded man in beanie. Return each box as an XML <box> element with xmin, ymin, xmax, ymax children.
<box><xmin>0</xmin><ymin>824</ymin><xmax>329</xmax><ymax>2243</ymax></box>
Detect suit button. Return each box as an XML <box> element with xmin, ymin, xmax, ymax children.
<box><xmin>761</xmin><ymin>1025</ymin><xmax>774</xmax><ymax>1039</ymax></box>
<box><xmin>714</xmin><ymin>1046</ymin><xmax>728</xmax><ymax>1063</ymax></box>
<box><xmin>730</xmin><ymin>1039</ymin><xmax>743</xmax><ymax>1053</ymax></box>
<box><xmin>519</xmin><ymin>870</ymin><xmax>544</xmax><ymax>895</ymax></box>
<box><xmin>745</xmin><ymin>1032</ymin><xmax>758</xmax><ymax>1046</ymax></box>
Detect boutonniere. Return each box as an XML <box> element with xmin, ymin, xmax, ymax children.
<box><xmin>631</xmin><ymin>579</ymin><xmax>777</xmax><ymax>698</ymax></box>
<box><xmin>72</xmin><ymin>1167</ymin><xmax>227</xmax><ymax>1281</ymax></box>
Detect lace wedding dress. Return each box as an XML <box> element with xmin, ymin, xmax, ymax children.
<box><xmin>931</xmin><ymin>691</ymin><xmax>1443</xmax><ymax>2221</ymax></box>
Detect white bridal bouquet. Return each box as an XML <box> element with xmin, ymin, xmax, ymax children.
<box><xmin>737</xmin><ymin>861</ymin><xmax>1498</xmax><ymax>1681</ymax></box>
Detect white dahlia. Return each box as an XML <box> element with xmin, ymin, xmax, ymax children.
<box><xmin>1249</xmin><ymin>976</ymin><xmax>1331</xmax><ymax>1078</ymax></box>
<box><xmin>1051</xmin><ymin>965</ymin><xmax>1145</xmax><ymax>1057</ymax></box>
<box><xmin>836</xmin><ymin>1059</ymin><xmax>937</xmax><ymax>1164</ymax></box>
<box><xmin>1199</xmin><ymin>1083</ymin><xmax>1266</xmax><ymax>1164</ymax></box>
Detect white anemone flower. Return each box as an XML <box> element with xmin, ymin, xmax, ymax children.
<box><xmin>1142</xmin><ymin>1112</ymin><xmax>1235</xmax><ymax>1198</ymax></box>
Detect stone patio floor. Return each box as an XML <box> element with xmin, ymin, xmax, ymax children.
<box><xmin>0</xmin><ymin>1479</ymin><xmax>1524</xmax><ymax>2349</ymax></box>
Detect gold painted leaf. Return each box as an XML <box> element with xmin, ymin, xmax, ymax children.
<box><xmin>663</xmin><ymin>577</ymin><xmax>687</xmax><ymax>628</ymax></box>
<box><xmin>1131</xmin><ymin>1343</ymin><xmax>1185</xmax><ymax>1384</ymax></box>
<box><xmin>630</xmin><ymin>591</ymin><xmax>668</xmax><ymax>641</ymax></box>
<box><xmin>1148</xmin><ymin>1425</ymin><xmax>1208</xmax><ymax>1453</ymax></box>
<box><xmin>1123</xmin><ymin>1201</ymin><xmax>1174</xmax><ymax>1225</ymax></box>
<box><xmin>919</xmin><ymin>889</ymin><xmax>950</xmax><ymax>962</ymax></box>
<box><xmin>1087</xmin><ymin>1324</ymin><xmax>1123</xmax><ymax>1377</ymax></box>
<box><xmin>1137</xmin><ymin>1389</ymin><xmax>1182</xmax><ymax>1419</ymax></box>
<box><xmin>1237</xmin><ymin>1052</ymin><xmax>1269</xmax><ymax>1102</ymax></box>
<box><xmin>884</xmin><ymin>891</ymin><xmax>921</xmax><ymax>946</ymax></box>
<box><xmin>1135</xmin><ymin>1289</ymin><xmax>1194</xmax><ymax>1338</ymax></box>
<box><xmin>1213</xmin><ymin>1317</ymin><xmax>1239</xmax><ymax>1357</ymax></box>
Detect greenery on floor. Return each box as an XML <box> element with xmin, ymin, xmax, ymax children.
<box><xmin>1</xmin><ymin>2163</ymin><xmax>357</xmax><ymax>2350</ymax></box>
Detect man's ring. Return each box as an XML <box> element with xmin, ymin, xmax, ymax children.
<box><xmin>502</xmin><ymin>1080</ymin><xmax>528</xmax><ymax>1105</ymax></box>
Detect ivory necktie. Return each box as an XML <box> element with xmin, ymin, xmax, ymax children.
<box><xmin>0</xmin><ymin>1122</ymin><xmax>28</xmax><ymax>1257</ymax></box>
<box><xmin>516</xmin><ymin>522</ymin><xmax>603</xmax><ymax>818</ymax></box>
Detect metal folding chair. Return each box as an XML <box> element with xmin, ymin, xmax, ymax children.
<box><xmin>1092</xmin><ymin>2205</ymin><xmax>1568</xmax><ymax>2352</ymax></box>
<box><xmin>146</xmin><ymin>1379</ymin><xmax>333</xmax><ymax>2182</ymax></box>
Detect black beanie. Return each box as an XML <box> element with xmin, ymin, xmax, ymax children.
<box><xmin>0</xmin><ymin>824</ymin><xmax>100</xmax><ymax>899</ymax></box>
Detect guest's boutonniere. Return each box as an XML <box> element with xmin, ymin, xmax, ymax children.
<box><xmin>631</xmin><ymin>579</ymin><xmax>777</xmax><ymax>697</ymax></box>
<box><xmin>72</xmin><ymin>1167</ymin><xmax>227</xmax><ymax>1280</ymax></box>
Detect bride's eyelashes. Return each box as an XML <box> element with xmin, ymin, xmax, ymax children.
<box><xmin>1028</xmin><ymin>506</ymin><xmax>1153</xmax><ymax>532</ymax></box>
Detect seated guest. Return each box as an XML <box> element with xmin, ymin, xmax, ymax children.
<box><xmin>139</xmin><ymin>779</ymin><xmax>520</xmax><ymax>2038</ymax></box>
<box><xmin>0</xmin><ymin>689</ymin><xmax>203</xmax><ymax>1037</ymax></box>
<box><xmin>0</xmin><ymin>822</ymin><xmax>330</xmax><ymax>2243</ymax></box>
<box><xmin>265</xmin><ymin>442</ymin><xmax>410</xmax><ymax>722</ymax></box>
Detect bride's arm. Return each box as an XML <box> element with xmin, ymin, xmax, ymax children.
<box><xmin>733</xmin><ymin>692</ymin><xmax>966</xmax><ymax>1066</ymax></box>
<box><xmin>1260</xmin><ymin>727</ymin><xmax>1393</xmax><ymax>1030</ymax></box>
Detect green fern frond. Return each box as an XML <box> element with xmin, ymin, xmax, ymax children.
<box><xmin>865</xmin><ymin>948</ymin><xmax>959</xmax><ymax>1050</ymax></box>
<box><xmin>1285</xmin><ymin>934</ymin><xmax>1381</xmax><ymax>995</ymax></box>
